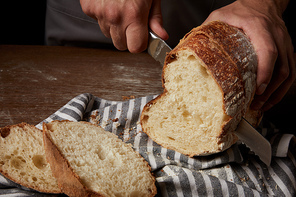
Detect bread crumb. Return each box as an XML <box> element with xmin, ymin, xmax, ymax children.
<box><xmin>89</xmin><ymin>112</ymin><xmax>101</xmax><ymax>125</ymax></box>
<box><xmin>122</xmin><ymin>95</ymin><xmax>135</xmax><ymax>100</ymax></box>
<box><xmin>112</xmin><ymin>118</ymin><xmax>119</xmax><ymax>122</ymax></box>
<box><xmin>101</xmin><ymin>120</ymin><xmax>108</xmax><ymax>128</ymax></box>
<box><xmin>114</xmin><ymin>122</ymin><xmax>121</xmax><ymax>128</ymax></box>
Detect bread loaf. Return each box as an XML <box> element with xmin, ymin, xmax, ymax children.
<box><xmin>0</xmin><ymin>123</ymin><xmax>60</xmax><ymax>193</ymax></box>
<box><xmin>43</xmin><ymin>120</ymin><xmax>157</xmax><ymax>197</ymax></box>
<box><xmin>141</xmin><ymin>21</ymin><xmax>261</xmax><ymax>156</ymax></box>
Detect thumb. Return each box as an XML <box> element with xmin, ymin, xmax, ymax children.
<box><xmin>148</xmin><ymin>0</ymin><xmax>169</xmax><ymax>40</ymax></box>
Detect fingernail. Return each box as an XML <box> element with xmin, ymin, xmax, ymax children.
<box><xmin>257</xmin><ymin>84</ymin><xmax>267</xmax><ymax>95</ymax></box>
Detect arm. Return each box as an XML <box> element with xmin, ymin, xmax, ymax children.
<box><xmin>80</xmin><ymin>0</ymin><xmax>168</xmax><ymax>53</ymax></box>
<box><xmin>203</xmin><ymin>0</ymin><xmax>296</xmax><ymax>111</ymax></box>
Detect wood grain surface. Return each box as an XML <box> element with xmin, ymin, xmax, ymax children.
<box><xmin>0</xmin><ymin>45</ymin><xmax>295</xmax><ymax>130</ymax></box>
<box><xmin>0</xmin><ymin>45</ymin><xmax>163</xmax><ymax>126</ymax></box>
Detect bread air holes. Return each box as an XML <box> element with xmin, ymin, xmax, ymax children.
<box><xmin>167</xmin><ymin>136</ymin><xmax>176</xmax><ymax>141</ymax></box>
<box><xmin>142</xmin><ymin>115</ymin><xmax>149</xmax><ymax>122</ymax></box>
<box><xmin>94</xmin><ymin>145</ymin><xmax>107</xmax><ymax>160</ymax></box>
<box><xmin>182</xmin><ymin>109</ymin><xmax>191</xmax><ymax>118</ymax></box>
<box><xmin>4</xmin><ymin>155</ymin><xmax>11</xmax><ymax>160</ymax></box>
<box><xmin>114</xmin><ymin>193</ymin><xmax>124</xmax><ymax>197</ymax></box>
<box><xmin>32</xmin><ymin>155</ymin><xmax>47</xmax><ymax>170</ymax></box>
<box><xmin>130</xmin><ymin>191</ymin><xmax>144</xmax><ymax>197</ymax></box>
<box><xmin>199</xmin><ymin>65</ymin><xmax>209</xmax><ymax>78</ymax></box>
<box><xmin>202</xmin><ymin>96</ymin><xmax>207</xmax><ymax>102</ymax></box>
<box><xmin>187</xmin><ymin>55</ymin><xmax>196</xmax><ymax>61</ymax></box>
<box><xmin>173</xmin><ymin>74</ymin><xmax>182</xmax><ymax>83</ymax></box>
<box><xmin>10</xmin><ymin>156</ymin><xmax>26</xmax><ymax>169</ymax></box>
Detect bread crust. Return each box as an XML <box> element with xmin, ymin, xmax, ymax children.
<box><xmin>0</xmin><ymin>123</ymin><xmax>61</xmax><ymax>194</ymax></box>
<box><xmin>141</xmin><ymin>21</ymin><xmax>260</xmax><ymax>156</ymax></box>
<box><xmin>43</xmin><ymin>121</ymin><xmax>103</xmax><ymax>197</ymax></box>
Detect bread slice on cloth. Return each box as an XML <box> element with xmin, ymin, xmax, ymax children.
<box><xmin>0</xmin><ymin>123</ymin><xmax>61</xmax><ymax>193</ymax></box>
<box><xmin>43</xmin><ymin>120</ymin><xmax>157</xmax><ymax>197</ymax></box>
<box><xmin>141</xmin><ymin>21</ymin><xmax>261</xmax><ymax>156</ymax></box>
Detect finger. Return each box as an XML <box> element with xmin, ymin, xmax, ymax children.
<box><xmin>80</xmin><ymin>0</ymin><xmax>96</xmax><ymax>19</ymax></box>
<box><xmin>251</xmin><ymin>60</ymin><xmax>288</xmax><ymax>110</ymax></box>
<box><xmin>261</xmin><ymin>60</ymin><xmax>295</xmax><ymax>112</ymax></box>
<box><xmin>126</xmin><ymin>22</ymin><xmax>148</xmax><ymax>53</ymax></box>
<box><xmin>246</xmin><ymin>26</ymin><xmax>278</xmax><ymax>95</ymax></box>
<box><xmin>96</xmin><ymin>1</ymin><xmax>125</xmax><ymax>40</ymax></box>
<box><xmin>122</xmin><ymin>0</ymin><xmax>153</xmax><ymax>53</ymax></box>
<box><xmin>80</xmin><ymin>0</ymin><xmax>112</xmax><ymax>38</ymax></box>
<box><xmin>261</xmin><ymin>78</ymin><xmax>293</xmax><ymax>111</ymax></box>
<box><xmin>251</xmin><ymin>69</ymin><xmax>284</xmax><ymax>111</ymax></box>
<box><xmin>266</xmin><ymin>26</ymin><xmax>290</xmax><ymax>91</ymax></box>
<box><xmin>252</xmin><ymin>57</ymin><xmax>289</xmax><ymax>108</ymax></box>
<box><xmin>110</xmin><ymin>25</ymin><xmax>127</xmax><ymax>51</ymax></box>
<box><xmin>97</xmin><ymin>20</ymin><xmax>111</xmax><ymax>38</ymax></box>
<box><xmin>253</xmin><ymin>46</ymin><xmax>295</xmax><ymax>111</ymax></box>
<box><xmin>255</xmin><ymin>47</ymin><xmax>277</xmax><ymax>95</ymax></box>
<box><xmin>251</xmin><ymin>26</ymin><xmax>292</xmax><ymax>110</ymax></box>
<box><xmin>149</xmin><ymin>0</ymin><xmax>169</xmax><ymax>40</ymax></box>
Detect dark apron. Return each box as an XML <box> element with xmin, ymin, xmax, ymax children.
<box><xmin>45</xmin><ymin>0</ymin><xmax>235</xmax><ymax>48</ymax></box>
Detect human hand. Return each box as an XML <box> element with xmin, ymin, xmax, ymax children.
<box><xmin>80</xmin><ymin>0</ymin><xmax>168</xmax><ymax>53</ymax></box>
<box><xmin>203</xmin><ymin>0</ymin><xmax>296</xmax><ymax>111</ymax></box>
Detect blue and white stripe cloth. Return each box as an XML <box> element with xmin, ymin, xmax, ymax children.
<box><xmin>1</xmin><ymin>93</ymin><xmax>295</xmax><ymax>196</ymax></box>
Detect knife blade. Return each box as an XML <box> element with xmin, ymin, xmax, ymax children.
<box><xmin>236</xmin><ymin>118</ymin><xmax>272</xmax><ymax>166</ymax></box>
<box><xmin>148</xmin><ymin>31</ymin><xmax>171</xmax><ymax>66</ymax></box>
<box><xmin>147</xmin><ymin>31</ymin><xmax>272</xmax><ymax>166</ymax></box>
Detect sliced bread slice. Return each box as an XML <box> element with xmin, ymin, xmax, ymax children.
<box><xmin>0</xmin><ymin>123</ymin><xmax>61</xmax><ymax>193</ymax></box>
<box><xmin>43</xmin><ymin>120</ymin><xmax>157</xmax><ymax>197</ymax></box>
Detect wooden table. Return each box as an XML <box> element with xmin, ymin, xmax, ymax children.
<box><xmin>0</xmin><ymin>45</ymin><xmax>295</xmax><ymax>130</ymax></box>
<box><xmin>0</xmin><ymin>45</ymin><xmax>163</xmax><ymax>127</ymax></box>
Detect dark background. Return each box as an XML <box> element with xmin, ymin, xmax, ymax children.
<box><xmin>282</xmin><ymin>0</ymin><xmax>296</xmax><ymax>51</ymax></box>
<box><xmin>0</xmin><ymin>1</ymin><xmax>46</xmax><ymax>45</ymax></box>
<box><xmin>0</xmin><ymin>1</ymin><xmax>295</xmax><ymax>48</ymax></box>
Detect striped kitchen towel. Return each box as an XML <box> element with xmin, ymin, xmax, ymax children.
<box><xmin>1</xmin><ymin>93</ymin><xmax>295</xmax><ymax>197</ymax></box>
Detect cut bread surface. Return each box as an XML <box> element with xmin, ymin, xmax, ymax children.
<box><xmin>0</xmin><ymin>123</ymin><xmax>60</xmax><ymax>193</ymax></box>
<box><xmin>142</xmin><ymin>50</ymin><xmax>230</xmax><ymax>155</ymax></box>
<box><xmin>43</xmin><ymin>120</ymin><xmax>156</xmax><ymax>197</ymax></box>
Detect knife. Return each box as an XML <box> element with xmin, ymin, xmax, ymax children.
<box><xmin>148</xmin><ymin>31</ymin><xmax>172</xmax><ymax>65</ymax></box>
<box><xmin>236</xmin><ymin>118</ymin><xmax>272</xmax><ymax>166</ymax></box>
<box><xmin>147</xmin><ymin>30</ymin><xmax>272</xmax><ymax>166</ymax></box>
